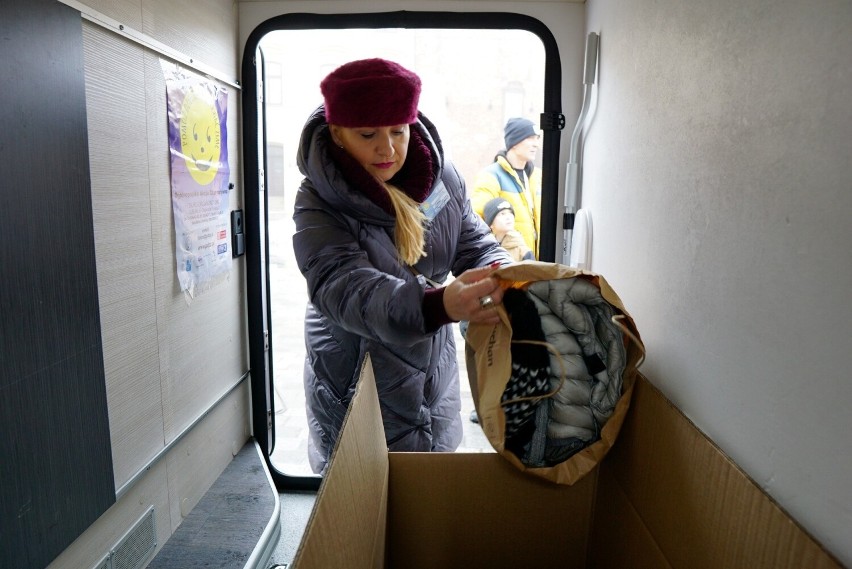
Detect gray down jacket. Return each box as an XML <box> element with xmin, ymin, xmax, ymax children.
<box><xmin>516</xmin><ymin>278</ymin><xmax>627</xmax><ymax>467</ymax></box>
<box><xmin>293</xmin><ymin>106</ymin><xmax>511</xmax><ymax>474</ymax></box>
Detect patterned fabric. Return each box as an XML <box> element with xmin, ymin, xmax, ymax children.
<box><xmin>500</xmin><ymin>288</ymin><xmax>551</xmax><ymax>448</ymax></box>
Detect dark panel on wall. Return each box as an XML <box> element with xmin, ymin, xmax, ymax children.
<box><xmin>0</xmin><ymin>0</ymin><xmax>115</xmax><ymax>567</ymax></box>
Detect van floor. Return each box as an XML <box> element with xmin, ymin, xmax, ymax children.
<box><xmin>147</xmin><ymin>443</ymin><xmax>277</xmax><ymax>569</ymax></box>
<box><xmin>267</xmin><ymin>491</ymin><xmax>317</xmax><ymax>567</ymax></box>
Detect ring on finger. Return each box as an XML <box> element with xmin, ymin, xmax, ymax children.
<box><xmin>479</xmin><ymin>295</ymin><xmax>494</xmax><ymax>309</ymax></box>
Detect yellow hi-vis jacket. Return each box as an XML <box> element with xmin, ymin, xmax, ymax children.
<box><xmin>471</xmin><ymin>155</ymin><xmax>541</xmax><ymax>258</ymax></box>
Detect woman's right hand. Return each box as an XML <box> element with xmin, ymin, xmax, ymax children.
<box><xmin>443</xmin><ymin>264</ymin><xmax>505</xmax><ymax>324</ymax></box>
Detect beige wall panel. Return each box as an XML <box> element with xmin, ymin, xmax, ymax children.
<box><xmin>159</xmin><ymin>279</ymin><xmax>249</xmax><ymax>442</ymax></box>
<box><xmin>142</xmin><ymin>0</ymin><xmax>239</xmax><ymax>81</ymax></box>
<box><xmin>141</xmin><ymin>47</ymin><xmax>246</xmax><ymax>442</ymax></box>
<box><xmin>46</xmin><ymin>455</ymin><xmax>170</xmax><ymax>569</ymax></box>
<box><xmin>79</xmin><ymin>0</ymin><xmax>144</xmax><ymax>29</ymax></box>
<box><xmin>83</xmin><ymin>23</ymin><xmax>166</xmax><ymax>489</ymax></box>
<box><xmin>164</xmin><ymin>382</ymin><xmax>252</xmax><ymax>534</ymax></box>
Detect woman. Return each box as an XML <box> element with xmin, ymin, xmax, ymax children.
<box><xmin>293</xmin><ymin>58</ymin><xmax>511</xmax><ymax>474</ymax></box>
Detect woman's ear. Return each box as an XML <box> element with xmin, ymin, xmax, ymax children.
<box><xmin>329</xmin><ymin>125</ymin><xmax>343</xmax><ymax>148</ymax></box>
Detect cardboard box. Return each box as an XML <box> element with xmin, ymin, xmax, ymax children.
<box><xmin>290</xmin><ymin>355</ymin><xmax>842</xmax><ymax>568</ymax></box>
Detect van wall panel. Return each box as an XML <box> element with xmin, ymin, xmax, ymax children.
<box><xmin>584</xmin><ymin>2</ymin><xmax>852</xmax><ymax>563</ymax></box>
<box><xmin>139</xmin><ymin>47</ymin><xmax>246</xmax><ymax>443</ymax></box>
<box><xmin>1</xmin><ymin>2</ymin><xmax>116</xmax><ymax>566</ymax></box>
<box><xmin>142</xmin><ymin>0</ymin><xmax>238</xmax><ymax>80</ymax></box>
<box><xmin>164</xmin><ymin>383</ymin><xmax>251</xmax><ymax>535</ymax></box>
<box><xmin>16</xmin><ymin>0</ymin><xmax>248</xmax><ymax>563</ymax></box>
<box><xmin>81</xmin><ymin>0</ymin><xmax>143</xmax><ymax>29</ymax></box>
<box><xmin>82</xmin><ymin>23</ymin><xmax>166</xmax><ymax>490</ymax></box>
<box><xmin>45</xmin><ymin>382</ymin><xmax>250</xmax><ymax>569</ymax></box>
<box><xmin>155</xmin><ymin>283</ymin><xmax>248</xmax><ymax>446</ymax></box>
<box><xmin>46</xmin><ymin>457</ymin><xmax>171</xmax><ymax>569</ymax></box>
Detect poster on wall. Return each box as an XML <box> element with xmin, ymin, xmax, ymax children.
<box><xmin>163</xmin><ymin>62</ymin><xmax>230</xmax><ymax>299</ymax></box>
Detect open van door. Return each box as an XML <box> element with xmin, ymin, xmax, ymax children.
<box><xmin>242</xmin><ymin>12</ymin><xmax>564</xmax><ymax>489</ymax></box>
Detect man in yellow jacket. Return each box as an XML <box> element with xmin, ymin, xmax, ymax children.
<box><xmin>471</xmin><ymin>117</ymin><xmax>542</xmax><ymax>258</ymax></box>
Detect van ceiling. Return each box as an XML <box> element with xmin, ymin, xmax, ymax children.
<box><xmin>237</xmin><ymin>0</ymin><xmax>585</xmax><ymax>2</ymax></box>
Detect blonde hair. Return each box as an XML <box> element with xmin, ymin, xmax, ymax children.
<box><xmin>384</xmin><ymin>183</ymin><xmax>427</xmax><ymax>265</ymax></box>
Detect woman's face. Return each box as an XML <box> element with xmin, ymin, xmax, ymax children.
<box><xmin>330</xmin><ymin>124</ymin><xmax>410</xmax><ymax>182</ymax></box>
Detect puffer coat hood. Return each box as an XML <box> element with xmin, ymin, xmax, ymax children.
<box><xmin>293</xmin><ymin>106</ymin><xmax>511</xmax><ymax>473</ymax></box>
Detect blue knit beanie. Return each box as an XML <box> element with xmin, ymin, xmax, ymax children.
<box><xmin>504</xmin><ymin>117</ymin><xmax>537</xmax><ymax>151</ymax></box>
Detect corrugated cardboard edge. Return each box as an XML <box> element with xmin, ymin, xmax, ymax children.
<box><xmin>590</xmin><ymin>373</ymin><xmax>845</xmax><ymax>569</ymax></box>
<box><xmin>289</xmin><ymin>355</ymin><xmax>388</xmax><ymax>569</ymax></box>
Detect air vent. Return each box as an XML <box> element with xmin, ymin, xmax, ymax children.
<box><xmin>110</xmin><ymin>506</ymin><xmax>157</xmax><ymax>569</ymax></box>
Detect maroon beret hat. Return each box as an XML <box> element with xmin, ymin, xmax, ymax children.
<box><xmin>320</xmin><ymin>58</ymin><xmax>422</xmax><ymax>127</ymax></box>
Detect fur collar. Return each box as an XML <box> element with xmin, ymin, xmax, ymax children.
<box><xmin>327</xmin><ymin>127</ymin><xmax>436</xmax><ymax>215</ymax></box>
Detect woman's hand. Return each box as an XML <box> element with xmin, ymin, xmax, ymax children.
<box><xmin>443</xmin><ymin>264</ymin><xmax>505</xmax><ymax>324</ymax></box>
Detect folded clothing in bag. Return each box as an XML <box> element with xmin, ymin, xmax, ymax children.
<box><xmin>499</xmin><ymin>288</ymin><xmax>552</xmax><ymax>454</ymax></box>
<box><xmin>466</xmin><ymin>262</ymin><xmax>642</xmax><ymax>485</ymax></box>
<box><xmin>500</xmin><ymin>279</ymin><xmax>627</xmax><ymax>467</ymax></box>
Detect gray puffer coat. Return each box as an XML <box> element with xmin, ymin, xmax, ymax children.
<box><xmin>293</xmin><ymin>107</ymin><xmax>511</xmax><ymax>473</ymax></box>
<box><xmin>520</xmin><ymin>278</ymin><xmax>627</xmax><ymax>466</ymax></box>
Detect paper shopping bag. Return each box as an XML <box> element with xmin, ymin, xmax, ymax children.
<box><xmin>465</xmin><ymin>261</ymin><xmax>644</xmax><ymax>485</ymax></box>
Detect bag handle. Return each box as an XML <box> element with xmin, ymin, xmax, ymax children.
<box><xmin>611</xmin><ymin>314</ymin><xmax>646</xmax><ymax>369</ymax></box>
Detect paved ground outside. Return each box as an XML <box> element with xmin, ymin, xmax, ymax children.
<box><xmin>266</xmin><ymin>199</ymin><xmax>493</xmax><ymax>477</ymax></box>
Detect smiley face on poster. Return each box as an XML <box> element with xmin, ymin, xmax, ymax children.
<box><xmin>179</xmin><ymin>86</ymin><xmax>222</xmax><ymax>186</ymax></box>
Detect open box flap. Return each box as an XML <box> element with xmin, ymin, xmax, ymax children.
<box><xmin>290</xmin><ymin>355</ymin><xmax>388</xmax><ymax>569</ymax></box>
<box><xmin>589</xmin><ymin>374</ymin><xmax>844</xmax><ymax>569</ymax></box>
